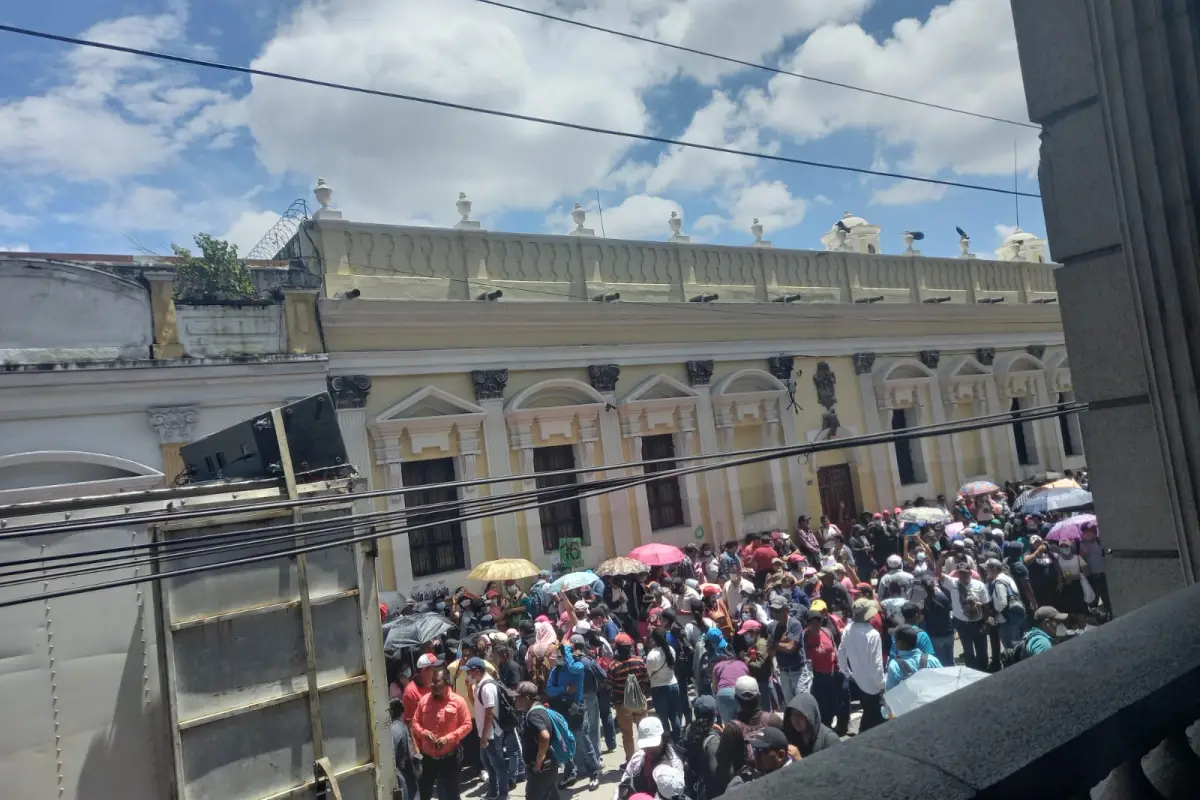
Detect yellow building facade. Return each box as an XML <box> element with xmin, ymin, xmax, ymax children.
<box><xmin>296</xmin><ymin>193</ymin><xmax>1079</xmax><ymax>593</ymax></box>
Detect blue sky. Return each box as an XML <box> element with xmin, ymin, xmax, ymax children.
<box><xmin>0</xmin><ymin>0</ymin><xmax>1045</xmax><ymax>260</ymax></box>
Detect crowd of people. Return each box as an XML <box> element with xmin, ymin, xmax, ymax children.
<box><xmin>385</xmin><ymin>471</ymin><xmax>1102</xmax><ymax>800</ymax></box>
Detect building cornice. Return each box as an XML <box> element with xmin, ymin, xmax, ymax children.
<box><xmin>328</xmin><ymin>334</ymin><xmax>1066</xmax><ymax>377</ymax></box>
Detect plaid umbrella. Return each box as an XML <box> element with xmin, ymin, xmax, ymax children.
<box><xmin>1015</xmin><ymin>486</ymin><xmax>1093</xmax><ymax>515</ymax></box>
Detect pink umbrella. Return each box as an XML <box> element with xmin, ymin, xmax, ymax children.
<box><xmin>1047</xmin><ymin>514</ymin><xmax>1096</xmax><ymax>543</ymax></box>
<box><xmin>945</xmin><ymin>522</ymin><xmax>965</xmax><ymax>537</ymax></box>
<box><xmin>628</xmin><ymin>542</ymin><xmax>685</xmax><ymax>566</ymax></box>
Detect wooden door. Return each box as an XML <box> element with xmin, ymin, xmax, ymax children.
<box><xmin>817</xmin><ymin>464</ymin><xmax>858</xmax><ymax>531</ymax></box>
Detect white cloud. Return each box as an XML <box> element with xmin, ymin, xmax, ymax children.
<box><xmin>0</xmin><ymin>243</ymin><xmax>31</xmax><ymax>252</ymax></box>
<box><xmin>813</xmin><ymin>194</ymin><xmax>833</xmax><ymax>206</ymax></box>
<box><xmin>588</xmin><ymin>194</ymin><xmax>684</xmax><ymax>241</ymax></box>
<box><xmin>744</xmin><ymin>0</ymin><xmax>1039</xmax><ymax>178</ymax></box>
<box><xmin>240</xmin><ymin>0</ymin><xmax>870</xmax><ymax>225</ymax></box>
<box><xmin>0</xmin><ymin>208</ymin><xmax>35</xmax><ymax>229</ymax></box>
<box><xmin>994</xmin><ymin>223</ymin><xmax>1019</xmax><ymax>242</ymax></box>
<box><xmin>870</xmin><ymin>180</ymin><xmax>949</xmax><ymax>206</ymax></box>
<box><xmin>0</xmin><ymin>7</ymin><xmax>241</xmax><ymax>183</ymax></box>
<box><xmin>220</xmin><ymin>210</ymin><xmax>286</xmax><ymax>254</ymax></box>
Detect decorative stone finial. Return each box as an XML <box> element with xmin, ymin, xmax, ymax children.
<box><xmin>902</xmin><ymin>231</ymin><xmax>915</xmax><ymax>254</ymax></box>
<box><xmin>668</xmin><ymin>211</ymin><xmax>690</xmax><ymax>243</ymax></box>
<box><xmin>835</xmin><ymin>227</ymin><xmax>849</xmax><ymax>249</ymax></box>
<box><xmin>751</xmin><ymin>218</ymin><xmax>771</xmax><ymax>248</ymax></box>
<box><xmin>959</xmin><ymin>234</ymin><xmax>975</xmax><ymax>259</ymax></box>
<box><xmin>569</xmin><ymin>202</ymin><xmax>594</xmax><ymax>237</ymax></box>
<box><xmin>454</xmin><ymin>191</ymin><xmax>481</xmax><ymax>230</ymax></box>
<box><xmin>312</xmin><ymin>177</ymin><xmax>342</xmax><ymax>220</ymax></box>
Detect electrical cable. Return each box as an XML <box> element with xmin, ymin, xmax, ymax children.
<box><xmin>471</xmin><ymin>0</ymin><xmax>1040</xmax><ymax>131</ymax></box>
<box><xmin>0</xmin><ymin>23</ymin><xmax>1040</xmax><ymax>199</ymax></box>
<box><xmin>0</xmin><ymin>402</ymin><xmax>1083</xmax><ymax>599</ymax></box>
<box><xmin>0</xmin><ymin>400</ymin><xmax>1082</xmax><ymax>539</ymax></box>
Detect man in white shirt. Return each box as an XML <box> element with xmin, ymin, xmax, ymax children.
<box><xmin>467</xmin><ymin>658</ymin><xmax>508</xmax><ymax>800</ymax></box>
<box><xmin>938</xmin><ymin>561</ymin><xmax>990</xmax><ymax>671</ymax></box>
<box><xmin>723</xmin><ymin>563</ymin><xmax>755</xmax><ymax>614</ymax></box>
<box><xmin>836</xmin><ymin>598</ymin><xmax>886</xmax><ymax>732</ymax></box>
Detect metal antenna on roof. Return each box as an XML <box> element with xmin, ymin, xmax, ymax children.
<box><xmin>596</xmin><ymin>190</ymin><xmax>607</xmax><ymax>238</ymax></box>
<box><xmin>1014</xmin><ymin>140</ymin><xmax>1021</xmax><ymax>230</ymax></box>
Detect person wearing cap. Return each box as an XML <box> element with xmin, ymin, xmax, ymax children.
<box><xmin>1016</xmin><ymin>606</ymin><xmax>1068</xmax><ymax>661</ymax></box>
<box><xmin>447</xmin><ymin>641</ymin><xmax>496</xmax><ymax>783</ymax></box>
<box><xmin>802</xmin><ymin>608</ymin><xmax>842</xmax><ymax>729</ymax></box>
<box><xmin>726</xmin><ymin>726</ymin><xmax>794</xmax><ymax>790</ymax></box>
<box><xmin>712</xmin><ymin>675</ymin><xmax>769</xmax><ymax>788</ymax></box>
<box><xmin>878</xmin><ymin>553</ymin><xmax>914</xmax><ymax>601</ymax></box>
<box><xmin>466</xmin><ymin>657</ymin><xmax>510</xmax><ymax>800</ymax></box>
<box><xmin>937</xmin><ymin>557</ymin><xmax>990</xmax><ymax>671</ymax></box>
<box><xmin>613</xmin><ymin>717</ymin><xmax>685</xmax><ymax>800</ymax></box>
<box><xmin>985</xmin><ymin>557</ymin><xmax>1026</xmax><ymax>650</ymax></box>
<box><xmin>512</xmin><ymin>682</ymin><xmax>560</xmax><ymax>800</ymax></box>
<box><xmin>651</xmin><ymin>764</ymin><xmax>687</xmax><ymax>800</ymax></box>
<box><xmin>885</xmin><ymin>625</ymin><xmax>943</xmax><ymax>690</ymax></box>
<box><xmin>766</xmin><ymin>594</ymin><xmax>812</xmax><ymax>705</ymax></box>
<box><xmin>404</xmin><ymin>653</ymin><xmax>437</xmax><ymax>725</ymax></box>
<box><xmin>837</xmin><ymin>598</ymin><xmax>886</xmax><ymax>731</ymax></box>
<box><xmin>412</xmin><ymin>669</ymin><xmax>473</xmax><ymax>800</ymax></box>
<box><xmin>816</xmin><ymin>566</ymin><xmax>852</xmax><ymax>615</ymax></box>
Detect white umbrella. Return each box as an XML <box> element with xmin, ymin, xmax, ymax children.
<box><xmin>884</xmin><ymin>666</ymin><xmax>990</xmax><ymax>717</ymax></box>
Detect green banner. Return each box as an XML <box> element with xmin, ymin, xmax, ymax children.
<box><xmin>558</xmin><ymin>537</ymin><xmax>584</xmax><ymax>570</ymax></box>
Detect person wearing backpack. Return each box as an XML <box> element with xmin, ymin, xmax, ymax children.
<box><xmin>985</xmin><ymin>558</ymin><xmax>1027</xmax><ymax>650</ymax></box>
<box><xmin>467</xmin><ymin>658</ymin><xmax>512</xmax><ymax>800</ymax></box>
<box><xmin>885</xmin><ymin>625</ymin><xmax>943</xmax><ymax>690</ymax></box>
<box><xmin>514</xmin><ymin>681</ymin><xmax>568</xmax><ymax>800</ymax></box>
<box><xmin>545</xmin><ymin>638</ymin><xmax>600</xmax><ymax>790</ymax></box>
<box><xmin>608</xmin><ymin>632</ymin><xmax>651</xmax><ymax>763</ymax></box>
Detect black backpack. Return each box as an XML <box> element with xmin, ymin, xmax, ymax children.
<box><xmin>999</xmin><ymin>638</ymin><xmax>1028</xmax><ymax>669</ymax></box>
<box><xmin>486</xmin><ymin>677</ymin><xmax>519</xmax><ymax>731</ymax></box>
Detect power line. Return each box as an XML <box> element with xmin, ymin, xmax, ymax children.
<box><xmin>0</xmin><ymin>402</ymin><xmax>1083</xmax><ymax>602</ymax></box>
<box><xmin>0</xmin><ymin>23</ymin><xmax>1041</xmax><ymax>200</ymax></box>
<box><xmin>472</xmin><ymin>0</ymin><xmax>1041</xmax><ymax>131</ymax></box>
<box><xmin>1</xmin><ymin>399</ymin><xmax>1081</xmax><ymax>540</ymax></box>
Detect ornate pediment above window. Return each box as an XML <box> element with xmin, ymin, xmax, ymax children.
<box><xmin>368</xmin><ymin>386</ymin><xmax>485</xmax><ymax>462</ymax></box>
<box><xmin>504</xmin><ymin>378</ymin><xmax>605</xmax><ymax>447</ymax></box>
<box><xmin>618</xmin><ymin>374</ymin><xmax>700</xmax><ymax>435</ymax></box>
<box><xmin>710</xmin><ymin>368</ymin><xmax>788</xmax><ymax>428</ymax></box>
<box><xmin>873</xmin><ymin>357</ymin><xmax>937</xmax><ymax>410</ymax></box>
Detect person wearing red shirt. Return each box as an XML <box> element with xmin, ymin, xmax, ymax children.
<box><xmin>403</xmin><ymin>652</ymin><xmax>437</xmax><ymax>724</ymax></box>
<box><xmin>750</xmin><ymin>538</ymin><xmax>780</xmax><ymax>589</ymax></box>
<box><xmin>803</xmin><ymin>609</ymin><xmax>842</xmax><ymax>729</ymax></box>
<box><xmin>411</xmin><ymin>669</ymin><xmax>473</xmax><ymax>800</ymax></box>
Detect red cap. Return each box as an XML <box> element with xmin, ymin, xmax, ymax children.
<box><xmin>894</xmin><ymin>507</ymin><xmax>903</xmax><ymax>515</ymax></box>
<box><xmin>701</xmin><ymin>584</ymin><xmax>722</xmax><ymax>596</ymax></box>
<box><xmin>787</xmin><ymin>553</ymin><xmax>804</xmax><ymax>563</ymax></box>
<box><xmin>614</xmin><ymin>633</ymin><xmax>634</xmax><ymax>646</ymax></box>
<box><xmin>872</xmin><ymin>513</ymin><xmax>883</xmax><ymax>520</ymax></box>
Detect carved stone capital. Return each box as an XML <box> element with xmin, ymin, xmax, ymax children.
<box><xmin>975</xmin><ymin>347</ymin><xmax>996</xmax><ymax>366</ymax></box>
<box><xmin>472</xmin><ymin>369</ymin><xmax>509</xmax><ymax>401</ymax></box>
<box><xmin>147</xmin><ymin>405</ymin><xmax>199</xmax><ymax>445</ymax></box>
<box><xmin>685</xmin><ymin>359</ymin><xmax>714</xmax><ymax>387</ymax></box>
<box><xmin>918</xmin><ymin>350</ymin><xmax>941</xmax><ymax>370</ymax></box>
<box><xmin>852</xmin><ymin>352</ymin><xmax>877</xmax><ymax>375</ymax></box>
<box><xmin>328</xmin><ymin>375</ymin><xmax>372</xmax><ymax>409</ymax></box>
<box><xmin>588</xmin><ymin>364</ymin><xmax>620</xmax><ymax>394</ymax></box>
<box><xmin>1026</xmin><ymin>344</ymin><xmax>1047</xmax><ymax>360</ymax></box>
<box><xmin>767</xmin><ymin>355</ymin><xmax>794</xmax><ymax>382</ymax></box>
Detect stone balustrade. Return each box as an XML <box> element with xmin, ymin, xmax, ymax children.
<box><xmin>305</xmin><ymin>218</ymin><xmax>1060</xmax><ymax>306</ymax></box>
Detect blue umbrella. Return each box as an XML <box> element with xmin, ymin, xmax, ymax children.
<box><xmin>548</xmin><ymin>571</ymin><xmax>599</xmax><ymax>593</ymax></box>
<box><xmin>1014</xmin><ymin>486</ymin><xmax>1093</xmax><ymax>515</ymax></box>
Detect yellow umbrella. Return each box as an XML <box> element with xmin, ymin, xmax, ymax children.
<box><xmin>1039</xmin><ymin>478</ymin><xmax>1081</xmax><ymax>490</ymax></box>
<box><xmin>596</xmin><ymin>556</ymin><xmax>650</xmax><ymax>576</ymax></box>
<box><xmin>467</xmin><ymin>558</ymin><xmax>541</xmax><ymax>582</ymax></box>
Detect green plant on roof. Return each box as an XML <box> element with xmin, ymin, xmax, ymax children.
<box><xmin>172</xmin><ymin>233</ymin><xmax>257</xmax><ymax>302</ymax></box>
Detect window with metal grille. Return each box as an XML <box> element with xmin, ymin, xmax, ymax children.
<box><xmin>533</xmin><ymin>445</ymin><xmax>585</xmax><ymax>552</ymax></box>
<box><xmin>642</xmin><ymin>434</ymin><xmax>685</xmax><ymax>531</ymax></box>
<box><xmin>400</xmin><ymin>457</ymin><xmax>466</xmax><ymax>577</ymax></box>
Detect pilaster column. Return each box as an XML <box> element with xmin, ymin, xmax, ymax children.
<box><xmin>328</xmin><ymin>375</ymin><xmax>374</xmax><ymax>502</ymax></box>
<box><xmin>473</xmin><ymin>369</ymin><xmax>520</xmax><ymax>557</ymax></box>
<box><xmin>622</xmin><ymin>415</ymin><xmax>655</xmax><ymax>547</ymax></box>
<box><xmin>577</xmin><ymin>419</ymin><xmax>607</xmax><ymax>563</ymax></box>
<box><xmin>598</xmin><ymin>392</ymin><xmax>635</xmax><ymax>557</ymax></box>
<box><xmin>456</xmin><ymin>427</ymin><xmax>487</xmax><ymax>570</ymax></box>
<box><xmin>926</xmin><ymin>379</ymin><xmax>958</xmax><ymax>499</ymax></box>
<box><xmin>384</xmin><ymin>460</ymin><xmax>414</xmax><ymax>591</ymax></box>
<box><xmin>282</xmin><ymin>289</ymin><xmax>323</xmax><ymax>354</ymax></box>
<box><xmin>984</xmin><ymin>375</ymin><xmax>1018</xmax><ymax>481</ymax></box>
<box><xmin>145</xmin><ymin>271</ymin><xmax>183</xmax><ymax>359</ymax></box>
<box><xmin>854</xmin><ymin>353</ymin><xmax>892</xmax><ymax>510</ymax></box>
<box><xmin>776</xmin><ymin>394</ymin><xmax>808</xmax><ymax>525</ymax></box>
<box><xmin>678</xmin><ymin>410</ymin><xmax>704</xmax><ymax>536</ymax></box>
<box><xmin>511</xmin><ymin>425</ymin><xmax>545</xmax><ymax>560</ymax></box>
<box><xmin>146</xmin><ymin>405</ymin><xmax>199</xmax><ymax>484</ymax></box>
<box><xmin>715</xmin><ymin>408</ymin><xmax>745</xmax><ymax>536</ymax></box>
<box><xmin>688</xmin><ymin>361</ymin><xmax>728</xmax><ymax>545</ymax></box>
<box><xmin>762</xmin><ymin>406</ymin><xmax>787</xmax><ymax>525</ymax></box>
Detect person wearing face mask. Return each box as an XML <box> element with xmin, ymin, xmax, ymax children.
<box><xmin>1053</xmin><ymin>539</ymin><xmax>1092</xmax><ymax>616</ymax></box>
<box><xmin>1023</xmin><ymin>535</ymin><xmax>1063</xmax><ymax>609</ymax></box>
